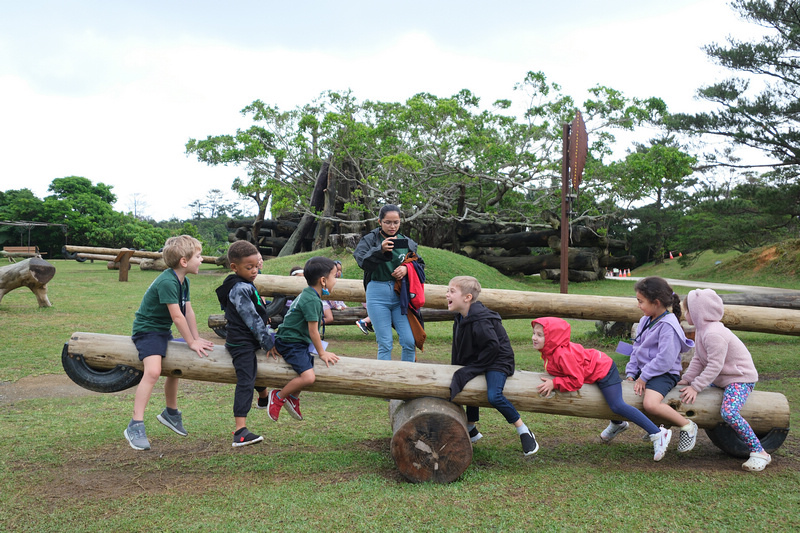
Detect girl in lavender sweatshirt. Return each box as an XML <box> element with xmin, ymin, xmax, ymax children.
<box><xmin>626</xmin><ymin>277</ymin><xmax>697</xmax><ymax>455</ymax></box>
<box><xmin>679</xmin><ymin>288</ymin><xmax>770</xmax><ymax>472</ymax></box>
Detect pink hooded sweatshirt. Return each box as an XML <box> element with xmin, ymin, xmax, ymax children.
<box><xmin>682</xmin><ymin>288</ymin><xmax>758</xmax><ymax>392</ymax></box>
<box><xmin>532</xmin><ymin>317</ymin><xmax>613</xmax><ymax>392</ymax></box>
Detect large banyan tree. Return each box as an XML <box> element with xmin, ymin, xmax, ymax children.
<box><xmin>186</xmin><ymin>71</ymin><xmax>666</xmax><ymax>275</ymax></box>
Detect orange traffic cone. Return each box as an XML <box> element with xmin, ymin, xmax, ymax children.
<box><xmin>679</xmin><ymin>252</ymin><xmax>682</xmax><ymax>257</ymax></box>
<box><xmin>669</xmin><ymin>251</ymin><xmax>674</xmax><ymax>259</ymax></box>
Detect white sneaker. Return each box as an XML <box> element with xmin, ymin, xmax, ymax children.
<box><xmin>600</xmin><ymin>421</ymin><xmax>629</xmax><ymax>442</ymax></box>
<box><xmin>678</xmin><ymin>420</ymin><xmax>698</xmax><ymax>453</ymax></box>
<box><xmin>650</xmin><ymin>426</ymin><xmax>672</xmax><ymax>461</ymax></box>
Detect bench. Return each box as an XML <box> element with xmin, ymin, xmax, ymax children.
<box><xmin>2</xmin><ymin>246</ymin><xmax>46</xmax><ymax>262</ymax></box>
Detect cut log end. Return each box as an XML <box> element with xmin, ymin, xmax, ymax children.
<box><xmin>390</xmin><ymin>398</ymin><xmax>472</xmax><ymax>483</ymax></box>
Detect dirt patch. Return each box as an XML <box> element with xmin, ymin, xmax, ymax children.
<box><xmin>754</xmin><ymin>247</ymin><xmax>780</xmax><ymax>272</ymax></box>
<box><xmin>0</xmin><ymin>373</ymin><xmax>114</xmax><ymax>404</ymax></box>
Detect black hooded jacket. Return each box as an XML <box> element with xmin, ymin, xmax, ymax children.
<box><xmin>449</xmin><ymin>301</ymin><xmax>515</xmax><ymax>400</ymax></box>
<box><xmin>215</xmin><ymin>274</ymin><xmax>273</xmax><ymax>350</ymax></box>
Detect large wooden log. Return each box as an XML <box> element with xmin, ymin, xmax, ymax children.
<box><xmin>65</xmin><ymin>332</ymin><xmax>790</xmax><ymax>434</ymax></box>
<box><xmin>208</xmin><ymin>306</ymin><xmax>455</xmax><ymax>332</ymax></box>
<box><xmin>0</xmin><ymin>257</ymin><xmax>55</xmax><ymax>307</ymax></box>
<box><xmin>479</xmin><ymin>251</ymin><xmax>598</xmax><ymax>275</ymax></box>
<box><xmin>389</xmin><ymin>398</ymin><xmax>472</xmax><ymax>483</ymax></box>
<box><xmin>540</xmin><ymin>269</ymin><xmax>602</xmax><ymax>283</ymax></box>
<box><xmin>253</xmin><ymin>276</ymin><xmax>800</xmax><ymax>336</ymax></box>
<box><xmin>65</xmin><ymin>246</ymin><xmax>218</xmax><ymax>264</ymax></box>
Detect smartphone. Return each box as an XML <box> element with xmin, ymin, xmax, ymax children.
<box><xmin>392</xmin><ymin>238</ymin><xmax>409</xmax><ymax>249</ymax></box>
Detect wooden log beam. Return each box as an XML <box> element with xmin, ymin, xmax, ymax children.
<box><xmin>0</xmin><ymin>257</ymin><xmax>55</xmax><ymax>307</ymax></box>
<box><xmin>252</xmin><ymin>275</ymin><xmax>800</xmax><ymax>336</ymax></box>
<box><xmin>389</xmin><ymin>398</ymin><xmax>472</xmax><ymax>483</ymax></box>
<box><xmin>65</xmin><ymin>245</ymin><xmax>218</xmax><ymax>264</ymax></box>
<box><xmin>66</xmin><ymin>332</ymin><xmax>790</xmax><ymax>434</ymax></box>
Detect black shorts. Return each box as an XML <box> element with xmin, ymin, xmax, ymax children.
<box><xmin>641</xmin><ymin>372</ymin><xmax>680</xmax><ymax>397</ymax></box>
<box><xmin>132</xmin><ymin>331</ymin><xmax>173</xmax><ymax>361</ymax></box>
<box><xmin>275</xmin><ymin>338</ymin><xmax>315</xmax><ymax>375</ymax></box>
<box><xmin>595</xmin><ymin>361</ymin><xmax>623</xmax><ymax>390</ymax></box>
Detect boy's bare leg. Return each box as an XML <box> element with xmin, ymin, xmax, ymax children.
<box><xmin>643</xmin><ymin>390</ymin><xmax>690</xmax><ymax>427</ymax></box>
<box><xmin>164</xmin><ymin>375</ymin><xmax>179</xmax><ymax>411</ymax></box>
<box><xmin>133</xmin><ymin>355</ymin><xmax>163</xmax><ymax>420</ymax></box>
<box><xmin>279</xmin><ymin>369</ymin><xmax>315</xmax><ymax>399</ymax></box>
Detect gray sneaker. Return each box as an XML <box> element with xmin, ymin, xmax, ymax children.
<box><xmin>124</xmin><ymin>421</ymin><xmax>151</xmax><ymax>451</ymax></box>
<box><xmin>157</xmin><ymin>409</ymin><xmax>188</xmax><ymax>436</ymax></box>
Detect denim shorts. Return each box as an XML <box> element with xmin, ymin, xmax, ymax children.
<box><xmin>642</xmin><ymin>372</ymin><xmax>680</xmax><ymax>397</ymax></box>
<box><xmin>132</xmin><ymin>331</ymin><xmax>173</xmax><ymax>361</ymax></box>
<box><xmin>275</xmin><ymin>338</ymin><xmax>315</xmax><ymax>374</ymax></box>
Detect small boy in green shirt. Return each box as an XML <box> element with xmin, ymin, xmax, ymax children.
<box><xmin>124</xmin><ymin>235</ymin><xmax>215</xmax><ymax>451</ymax></box>
<box><xmin>266</xmin><ymin>256</ymin><xmax>340</xmax><ymax>421</ymax></box>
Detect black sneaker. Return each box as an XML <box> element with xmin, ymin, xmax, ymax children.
<box><xmin>232</xmin><ymin>428</ymin><xmax>264</xmax><ymax>448</ymax></box>
<box><xmin>521</xmin><ymin>430</ymin><xmax>539</xmax><ymax>457</ymax></box>
<box><xmin>468</xmin><ymin>426</ymin><xmax>483</xmax><ymax>443</ymax></box>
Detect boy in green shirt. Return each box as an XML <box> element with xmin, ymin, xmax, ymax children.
<box><xmin>124</xmin><ymin>235</ymin><xmax>215</xmax><ymax>451</ymax></box>
<box><xmin>266</xmin><ymin>256</ymin><xmax>340</xmax><ymax>422</ymax></box>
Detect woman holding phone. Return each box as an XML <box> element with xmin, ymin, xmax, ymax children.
<box><xmin>353</xmin><ymin>204</ymin><xmax>424</xmax><ymax>362</ymax></box>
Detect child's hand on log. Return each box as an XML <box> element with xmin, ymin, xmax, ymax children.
<box><xmin>319</xmin><ymin>351</ymin><xmax>339</xmax><ymax>367</ymax></box>
<box><xmin>267</xmin><ymin>346</ymin><xmax>281</xmax><ymax>360</ymax></box>
<box><xmin>537</xmin><ymin>377</ymin><xmax>554</xmax><ymax>397</ymax></box>
<box><xmin>189</xmin><ymin>338</ymin><xmax>214</xmax><ymax>358</ymax></box>
<box><xmin>679</xmin><ymin>385</ymin><xmax>698</xmax><ymax>404</ymax></box>
<box><xmin>632</xmin><ymin>377</ymin><xmax>646</xmax><ymax>396</ymax></box>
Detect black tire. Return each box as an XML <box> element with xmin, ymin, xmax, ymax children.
<box><xmin>61</xmin><ymin>343</ymin><xmax>143</xmax><ymax>393</ymax></box>
<box><xmin>61</xmin><ymin>246</ymin><xmax>86</xmax><ymax>262</ymax></box>
<box><xmin>264</xmin><ymin>296</ymin><xmax>288</xmax><ymax>318</ymax></box>
<box><xmin>704</xmin><ymin>423</ymin><xmax>789</xmax><ymax>458</ymax></box>
<box><xmin>212</xmin><ymin>325</ymin><xmax>227</xmax><ymax>338</ymax></box>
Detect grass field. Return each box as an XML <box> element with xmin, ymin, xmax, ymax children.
<box><xmin>0</xmin><ymin>248</ymin><xmax>798</xmax><ymax>532</ymax></box>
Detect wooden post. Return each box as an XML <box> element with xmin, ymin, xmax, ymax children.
<box><xmin>560</xmin><ymin>123</ymin><xmax>570</xmax><ymax>294</ymax></box>
<box><xmin>113</xmin><ymin>249</ymin><xmax>136</xmax><ymax>282</ymax></box>
<box><xmin>389</xmin><ymin>398</ymin><xmax>472</xmax><ymax>483</ymax></box>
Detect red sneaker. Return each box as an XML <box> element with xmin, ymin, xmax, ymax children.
<box><xmin>267</xmin><ymin>389</ymin><xmax>284</xmax><ymax>422</ymax></box>
<box><xmin>283</xmin><ymin>394</ymin><xmax>303</xmax><ymax>421</ymax></box>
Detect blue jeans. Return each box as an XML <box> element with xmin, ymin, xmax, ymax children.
<box><xmin>365</xmin><ymin>280</ymin><xmax>415</xmax><ymax>362</ymax></box>
<box><xmin>465</xmin><ymin>370</ymin><xmax>521</xmax><ymax>425</ymax></box>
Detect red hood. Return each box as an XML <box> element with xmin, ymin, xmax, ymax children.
<box><xmin>532</xmin><ymin>316</ymin><xmax>572</xmax><ymax>357</ymax></box>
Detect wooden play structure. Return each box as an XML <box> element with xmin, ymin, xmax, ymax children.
<box><xmin>63</xmin><ymin>245</ymin><xmax>219</xmax><ymax>281</ymax></box>
<box><xmin>62</xmin><ymin>332</ymin><xmax>790</xmax><ymax>481</ymax></box>
<box><xmin>0</xmin><ymin>256</ymin><xmax>55</xmax><ymax>307</ymax></box>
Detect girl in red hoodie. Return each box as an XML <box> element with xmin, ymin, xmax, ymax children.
<box><xmin>532</xmin><ymin>317</ymin><xmax>672</xmax><ymax>461</ymax></box>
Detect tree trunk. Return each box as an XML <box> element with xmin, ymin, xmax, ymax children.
<box><xmin>0</xmin><ymin>257</ymin><xmax>55</xmax><ymax>307</ymax></box>
<box><xmin>278</xmin><ymin>213</ymin><xmax>316</xmax><ymax>257</ymax></box>
<box><xmin>313</xmin><ymin>159</ymin><xmax>336</xmax><ymax>250</ymax></box>
<box><xmin>250</xmin><ymin>275</ymin><xmax>800</xmax><ymax>336</ymax></box>
<box><xmin>389</xmin><ymin>398</ymin><xmax>472</xmax><ymax>483</ymax></box>
<box><xmin>65</xmin><ymin>331</ymin><xmax>791</xmax><ymax>434</ymax></box>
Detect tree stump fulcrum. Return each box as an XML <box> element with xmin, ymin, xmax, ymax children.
<box><xmin>0</xmin><ymin>256</ymin><xmax>55</xmax><ymax>307</ymax></box>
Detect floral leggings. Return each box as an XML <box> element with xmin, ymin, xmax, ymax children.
<box><xmin>720</xmin><ymin>382</ymin><xmax>764</xmax><ymax>454</ymax></box>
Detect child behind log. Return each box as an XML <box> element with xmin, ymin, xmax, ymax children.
<box><xmin>447</xmin><ymin>276</ymin><xmax>538</xmax><ymax>457</ymax></box>
<box><xmin>124</xmin><ymin>235</ymin><xmax>215</xmax><ymax>451</ymax></box>
<box><xmin>215</xmin><ymin>240</ymin><xmax>275</xmax><ymax>447</ymax></box>
<box><xmin>679</xmin><ymin>289</ymin><xmax>770</xmax><ymax>471</ymax></box>
<box><xmin>265</xmin><ymin>256</ymin><xmax>340</xmax><ymax>422</ymax></box>
<box><xmin>532</xmin><ymin>317</ymin><xmax>672</xmax><ymax>461</ymax></box>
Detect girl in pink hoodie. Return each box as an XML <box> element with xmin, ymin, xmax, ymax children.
<box><xmin>679</xmin><ymin>288</ymin><xmax>770</xmax><ymax>472</ymax></box>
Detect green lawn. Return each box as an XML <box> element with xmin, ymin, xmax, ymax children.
<box><xmin>0</xmin><ymin>252</ymin><xmax>798</xmax><ymax>531</ymax></box>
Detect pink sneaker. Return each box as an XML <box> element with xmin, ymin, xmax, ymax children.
<box><xmin>267</xmin><ymin>389</ymin><xmax>284</xmax><ymax>422</ymax></box>
<box><xmin>283</xmin><ymin>395</ymin><xmax>303</xmax><ymax>421</ymax></box>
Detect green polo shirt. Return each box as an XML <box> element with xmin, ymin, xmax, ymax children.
<box><xmin>132</xmin><ymin>269</ymin><xmax>188</xmax><ymax>334</ymax></box>
<box><xmin>276</xmin><ymin>286</ymin><xmax>323</xmax><ymax>345</ymax></box>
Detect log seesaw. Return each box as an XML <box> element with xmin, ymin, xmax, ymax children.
<box><xmin>63</xmin><ymin>330</ymin><xmax>790</xmax><ymax>483</ymax></box>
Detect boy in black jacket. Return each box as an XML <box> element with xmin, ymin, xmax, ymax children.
<box><xmin>216</xmin><ymin>241</ymin><xmax>275</xmax><ymax>447</ymax></box>
<box><xmin>447</xmin><ymin>276</ymin><xmax>538</xmax><ymax>456</ymax></box>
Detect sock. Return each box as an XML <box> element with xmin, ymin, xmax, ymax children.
<box><xmin>516</xmin><ymin>423</ymin><xmax>529</xmax><ymax>436</ymax></box>
<box><xmin>129</xmin><ymin>419</ymin><xmax>143</xmax><ymax>427</ymax></box>
<box><xmin>234</xmin><ymin>427</ymin><xmax>246</xmax><ymax>436</ymax></box>
<box><xmin>467</xmin><ymin>423</ymin><xmax>476</xmax><ymax>432</ymax></box>
<box><xmin>166</xmin><ymin>407</ymin><xmax>179</xmax><ymax>416</ymax></box>
<box><xmin>680</xmin><ymin>422</ymin><xmax>693</xmax><ymax>431</ymax></box>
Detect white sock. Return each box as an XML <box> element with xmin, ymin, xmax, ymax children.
<box><xmin>516</xmin><ymin>423</ymin><xmax>529</xmax><ymax>436</ymax></box>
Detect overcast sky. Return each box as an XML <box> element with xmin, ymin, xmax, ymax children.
<box><xmin>0</xmin><ymin>1</ymin><xmax>762</xmax><ymax>221</ymax></box>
